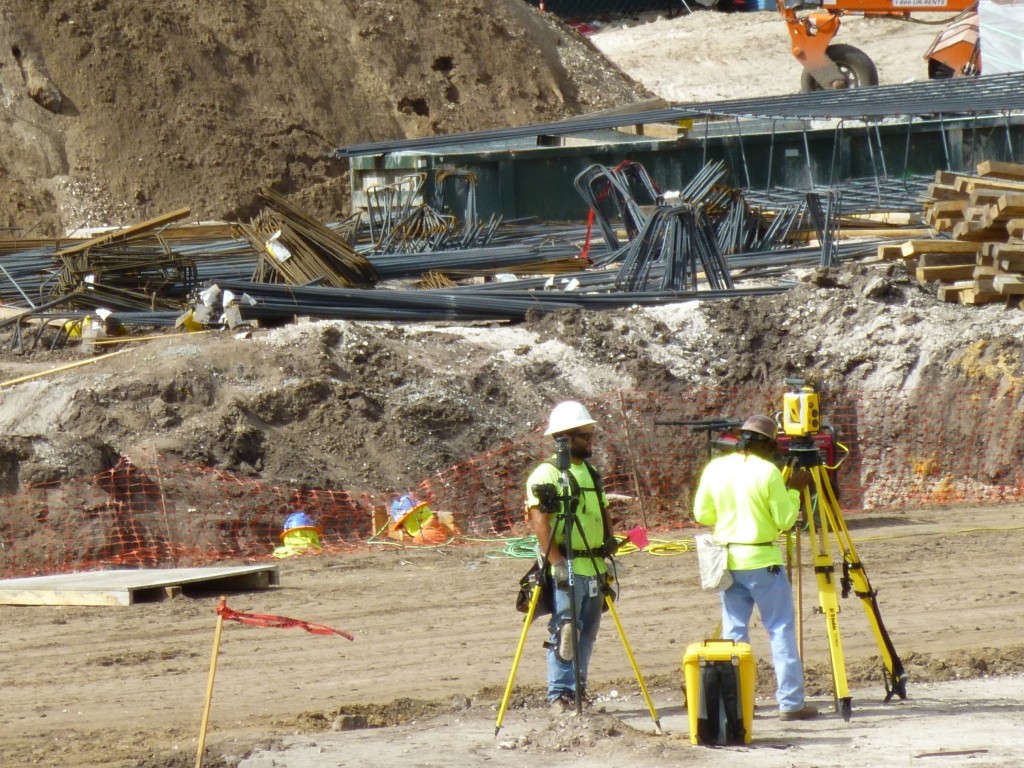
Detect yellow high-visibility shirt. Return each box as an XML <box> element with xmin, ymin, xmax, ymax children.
<box><xmin>526</xmin><ymin>458</ymin><xmax>608</xmax><ymax>577</ymax></box>
<box><xmin>693</xmin><ymin>452</ymin><xmax>800</xmax><ymax>571</ymax></box>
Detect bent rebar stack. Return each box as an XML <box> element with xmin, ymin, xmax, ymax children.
<box><xmin>615</xmin><ymin>205</ymin><xmax>735</xmax><ymax>292</ymax></box>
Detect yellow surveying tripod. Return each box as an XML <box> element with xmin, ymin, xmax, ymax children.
<box><xmin>495</xmin><ymin>563</ymin><xmax>663</xmax><ymax>736</ymax></box>
<box><xmin>780</xmin><ymin>379</ymin><xmax>907</xmax><ymax>720</ymax></box>
<box><xmin>495</xmin><ymin>440</ymin><xmax>661</xmax><ymax>737</ymax></box>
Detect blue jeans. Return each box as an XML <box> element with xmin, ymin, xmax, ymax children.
<box><xmin>547</xmin><ymin>573</ymin><xmax>603</xmax><ymax>701</ymax></box>
<box><xmin>720</xmin><ymin>566</ymin><xmax>806</xmax><ymax>712</ymax></box>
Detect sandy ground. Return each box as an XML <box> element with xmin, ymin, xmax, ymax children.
<box><xmin>591</xmin><ymin>11</ymin><xmax>950</xmax><ymax>102</ymax></box>
<box><xmin>3</xmin><ymin>503</ymin><xmax>1024</xmax><ymax>767</ymax></box>
<box><xmin>240</xmin><ymin>677</ymin><xmax>1024</xmax><ymax>768</ymax></box>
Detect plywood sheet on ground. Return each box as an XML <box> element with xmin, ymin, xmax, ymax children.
<box><xmin>0</xmin><ymin>564</ymin><xmax>280</xmax><ymax>606</ymax></box>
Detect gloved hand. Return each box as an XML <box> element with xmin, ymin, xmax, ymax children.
<box><xmin>786</xmin><ymin>469</ymin><xmax>812</xmax><ymax>493</ymax></box>
<box><xmin>552</xmin><ymin>560</ymin><xmax>570</xmax><ymax>589</ymax></box>
<box><xmin>600</xmin><ymin>535</ymin><xmax>620</xmax><ymax>558</ymax></box>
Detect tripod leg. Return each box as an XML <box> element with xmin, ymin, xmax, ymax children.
<box><xmin>788</xmin><ymin>529</ymin><xmax>804</xmax><ymax>660</ymax></box>
<box><xmin>495</xmin><ymin>583</ymin><xmax>542</xmax><ymax>736</ymax></box>
<box><xmin>782</xmin><ymin>464</ymin><xmax>804</xmax><ymax>658</ymax></box>
<box><xmin>604</xmin><ymin>594</ymin><xmax>663</xmax><ymax>734</ymax></box>
<box><xmin>796</xmin><ymin>526</ymin><xmax>804</xmax><ymax>659</ymax></box>
<box><xmin>817</xmin><ymin>472</ymin><xmax>908</xmax><ymax>702</ymax></box>
<box><xmin>804</xmin><ymin>470</ymin><xmax>852</xmax><ymax>720</ymax></box>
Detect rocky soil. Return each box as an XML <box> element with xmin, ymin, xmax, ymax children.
<box><xmin>3</xmin><ymin>5</ymin><xmax>1024</xmax><ymax>767</ymax></box>
<box><xmin>0</xmin><ymin>0</ymin><xmax>649</xmax><ymax>236</ymax></box>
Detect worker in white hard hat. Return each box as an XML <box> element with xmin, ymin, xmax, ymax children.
<box><xmin>693</xmin><ymin>414</ymin><xmax>818</xmax><ymax>721</ymax></box>
<box><xmin>525</xmin><ymin>400</ymin><xmax>617</xmax><ymax>714</ymax></box>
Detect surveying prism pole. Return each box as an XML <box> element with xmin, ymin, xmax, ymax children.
<box><xmin>554</xmin><ymin>435</ymin><xmax>586</xmax><ymax>716</ymax></box>
<box><xmin>781</xmin><ymin>379</ymin><xmax>907</xmax><ymax>721</ymax></box>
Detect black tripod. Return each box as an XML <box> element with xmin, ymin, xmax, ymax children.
<box><xmin>495</xmin><ymin>438</ymin><xmax>661</xmax><ymax>735</ymax></box>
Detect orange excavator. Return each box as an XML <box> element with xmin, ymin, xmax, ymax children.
<box><xmin>780</xmin><ymin>0</ymin><xmax>981</xmax><ymax>91</ymax></box>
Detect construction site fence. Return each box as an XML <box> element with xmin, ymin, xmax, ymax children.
<box><xmin>3</xmin><ymin>382</ymin><xmax>1023</xmax><ymax>577</ymax></box>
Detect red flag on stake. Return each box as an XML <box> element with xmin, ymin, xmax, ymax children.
<box><xmin>216</xmin><ymin>598</ymin><xmax>354</xmax><ymax>640</ymax></box>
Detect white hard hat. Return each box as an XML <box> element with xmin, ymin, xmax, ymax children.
<box><xmin>544</xmin><ymin>400</ymin><xmax>596</xmax><ymax>436</ymax></box>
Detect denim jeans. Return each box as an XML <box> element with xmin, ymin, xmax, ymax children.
<box><xmin>546</xmin><ymin>573</ymin><xmax>603</xmax><ymax>701</ymax></box>
<box><xmin>720</xmin><ymin>566</ymin><xmax>806</xmax><ymax>712</ymax></box>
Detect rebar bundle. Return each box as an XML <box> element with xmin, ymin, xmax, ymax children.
<box><xmin>574</xmin><ymin>162</ymin><xmax>660</xmax><ymax>253</ymax></box>
<box><xmin>244</xmin><ymin>187</ymin><xmax>378</xmax><ymax>288</ymax></box>
<box><xmin>615</xmin><ymin>205</ymin><xmax>734</xmax><ymax>292</ymax></box>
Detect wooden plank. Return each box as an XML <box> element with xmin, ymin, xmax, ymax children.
<box><xmin>991</xmin><ymin>243</ymin><xmax>1024</xmax><ymax>267</ymax></box>
<box><xmin>0</xmin><ymin>307</ymin><xmax>70</xmax><ymax>327</ymax></box>
<box><xmin>952</xmin><ymin>219</ymin><xmax>1007</xmax><ymax>241</ymax></box>
<box><xmin>924</xmin><ymin>182</ymin><xmax>964</xmax><ymax>202</ymax></box>
<box><xmin>994</xmin><ymin>194</ymin><xmax>1024</xmax><ymax>221</ymax></box>
<box><xmin>937</xmin><ymin>280</ymin><xmax>972</xmax><ymax>302</ymax></box>
<box><xmin>977</xmin><ymin>159</ymin><xmax>1024</xmax><ymax>181</ymax></box>
<box><xmin>844</xmin><ymin>211</ymin><xmax>917</xmax><ymax>226</ymax></box>
<box><xmin>917</xmin><ymin>252</ymin><xmax>978</xmax><ymax>267</ymax></box>
<box><xmin>0</xmin><ymin>565</ymin><xmax>280</xmax><ymax>606</ymax></box>
<box><xmin>53</xmin><ymin>208</ymin><xmax>192</xmax><ymax>259</ymax></box>
<box><xmin>960</xmin><ymin>287</ymin><xmax>1003</xmax><ymax>305</ymax></box>
<box><xmin>994</xmin><ymin>273</ymin><xmax>1024</xmax><ymax>294</ymax></box>
<box><xmin>917</xmin><ymin>264</ymin><xmax>977</xmax><ymax>282</ymax></box>
<box><xmin>997</xmin><ymin>259</ymin><xmax>1024</xmax><ymax>273</ymax></box>
<box><xmin>973</xmin><ymin>265</ymin><xmax>1001</xmax><ymax>279</ymax></box>
<box><xmin>959</xmin><ymin>175</ymin><xmax>1024</xmax><ymax>196</ymax></box>
<box><xmin>931</xmin><ymin>199</ymin><xmax>970</xmax><ymax>217</ymax></box>
<box><xmin>876</xmin><ymin>243</ymin><xmax>906</xmax><ymax>261</ymax></box>
<box><xmin>969</xmin><ymin>189</ymin><xmax>1009</xmax><ymax>207</ymax></box>
<box><xmin>1007</xmin><ymin>219</ymin><xmax>1024</xmax><ymax>239</ymax></box>
<box><xmin>900</xmin><ymin>239</ymin><xmax>981</xmax><ymax>258</ymax></box>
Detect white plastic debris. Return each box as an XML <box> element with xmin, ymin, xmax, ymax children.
<box><xmin>200</xmin><ymin>284</ymin><xmax>221</xmax><ymax>307</ymax></box>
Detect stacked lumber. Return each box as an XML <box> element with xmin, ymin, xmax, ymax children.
<box><xmin>880</xmin><ymin>160</ymin><xmax>1024</xmax><ymax>305</ymax></box>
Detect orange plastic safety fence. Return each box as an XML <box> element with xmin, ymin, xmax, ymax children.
<box><xmin>2</xmin><ymin>383</ymin><xmax>1023</xmax><ymax>577</ymax></box>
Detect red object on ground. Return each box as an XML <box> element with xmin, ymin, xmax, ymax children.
<box><xmin>626</xmin><ymin>525</ymin><xmax>650</xmax><ymax>550</ymax></box>
<box><xmin>567</xmin><ymin>21</ymin><xmax>601</xmax><ymax>36</ymax></box>
<box><xmin>216</xmin><ymin>598</ymin><xmax>354</xmax><ymax>640</ymax></box>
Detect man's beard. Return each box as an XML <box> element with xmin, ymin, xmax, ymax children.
<box><xmin>570</xmin><ymin>444</ymin><xmax>592</xmax><ymax>460</ymax></box>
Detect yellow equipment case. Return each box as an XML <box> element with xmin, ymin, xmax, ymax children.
<box><xmin>683</xmin><ymin>639</ymin><xmax>755</xmax><ymax>745</ymax></box>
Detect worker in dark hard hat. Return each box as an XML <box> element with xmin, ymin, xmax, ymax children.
<box><xmin>693</xmin><ymin>414</ymin><xmax>818</xmax><ymax>721</ymax></box>
<box><xmin>525</xmin><ymin>400</ymin><xmax>617</xmax><ymax>714</ymax></box>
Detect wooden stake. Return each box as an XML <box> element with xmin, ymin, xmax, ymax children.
<box><xmin>196</xmin><ymin>597</ymin><xmax>227</xmax><ymax>768</ymax></box>
<box><xmin>0</xmin><ymin>348</ymin><xmax>129</xmax><ymax>390</ymax></box>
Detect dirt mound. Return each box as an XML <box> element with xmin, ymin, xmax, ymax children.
<box><xmin>0</xmin><ymin>1</ymin><xmax>649</xmax><ymax>236</ymax></box>
<box><xmin>4</xmin><ymin>265</ymin><xmax>1024</xmax><ymax>505</ymax></box>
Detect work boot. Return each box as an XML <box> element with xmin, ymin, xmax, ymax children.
<box><xmin>779</xmin><ymin>704</ymin><xmax>819</xmax><ymax>721</ymax></box>
<box><xmin>549</xmin><ymin>692</ymin><xmax>575</xmax><ymax>714</ymax></box>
